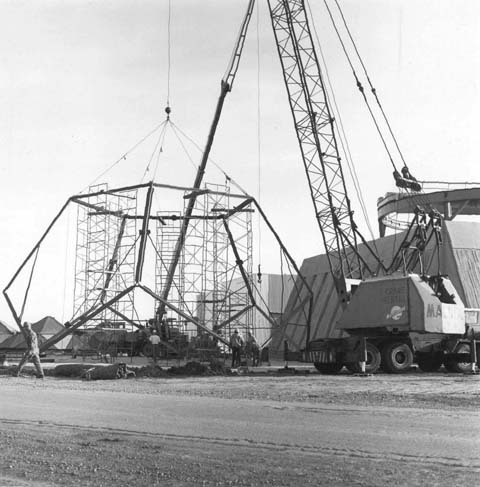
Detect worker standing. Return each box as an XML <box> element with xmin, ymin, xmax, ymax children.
<box><xmin>149</xmin><ymin>329</ymin><xmax>161</xmax><ymax>363</ymax></box>
<box><xmin>16</xmin><ymin>322</ymin><xmax>44</xmax><ymax>379</ymax></box>
<box><xmin>245</xmin><ymin>331</ymin><xmax>260</xmax><ymax>367</ymax></box>
<box><xmin>229</xmin><ymin>328</ymin><xmax>244</xmax><ymax>368</ymax></box>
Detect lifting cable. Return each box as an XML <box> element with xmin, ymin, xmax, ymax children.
<box><xmin>332</xmin><ymin>0</ymin><xmax>409</xmax><ymax>172</ymax></box>
<box><xmin>323</xmin><ymin>0</ymin><xmax>398</xmax><ymax>173</ymax></box>
<box><xmin>147</xmin><ymin>0</ymin><xmax>174</xmax><ymax>183</ymax></box>
<box><xmin>330</xmin><ymin>0</ymin><xmax>432</xmax><ymax>225</ymax></box>
<box><xmin>141</xmin><ymin>0</ymin><xmax>176</xmax><ymax>182</ymax></box>
<box><xmin>169</xmin><ymin>121</ymin><xmax>251</xmax><ymax>197</ymax></box>
<box><xmin>87</xmin><ymin>0</ymin><xmax>175</xmax><ymax>191</ymax></box>
<box><xmin>323</xmin><ymin>0</ymin><xmax>433</xmax><ymax>263</ymax></box>
<box><xmin>166</xmin><ymin>0</ymin><xmax>172</xmax><ymax>112</ymax></box>
<box><xmin>256</xmin><ymin>0</ymin><xmax>262</xmax><ymax>284</ymax></box>
<box><xmin>329</xmin><ymin>0</ymin><xmax>428</xmax><ymax>224</ymax></box>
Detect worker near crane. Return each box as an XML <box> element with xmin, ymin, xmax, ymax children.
<box><xmin>245</xmin><ymin>331</ymin><xmax>260</xmax><ymax>367</ymax></box>
<box><xmin>16</xmin><ymin>322</ymin><xmax>44</xmax><ymax>379</ymax></box>
<box><xmin>149</xmin><ymin>329</ymin><xmax>161</xmax><ymax>363</ymax></box>
<box><xmin>229</xmin><ymin>328</ymin><xmax>244</xmax><ymax>368</ymax></box>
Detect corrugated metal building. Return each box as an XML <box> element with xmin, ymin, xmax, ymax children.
<box><xmin>0</xmin><ymin>320</ymin><xmax>15</xmax><ymax>347</ymax></box>
<box><xmin>199</xmin><ymin>274</ymin><xmax>295</xmax><ymax>348</ymax></box>
<box><xmin>251</xmin><ymin>274</ymin><xmax>296</xmax><ymax>347</ymax></box>
<box><xmin>271</xmin><ymin>221</ymin><xmax>480</xmax><ymax>354</ymax></box>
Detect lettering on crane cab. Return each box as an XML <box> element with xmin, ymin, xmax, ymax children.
<box><xmin>426</xmin><ymin>304</ymin><xmax>442</xmax><ymax>318</ymax></box>
<box><xmin>382</xmin><ymin>285</ymin><xmax>407</xmax><ymax>305</ymax></box>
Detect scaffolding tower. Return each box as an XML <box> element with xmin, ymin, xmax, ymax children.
<box><xmin>201</xmin><ymin>184</ymin><xmax>231</xmax><ymax>335</ymax></box>
<box><xmin>151</xmin><ymin>182</ymin><xmax>254</xmax><ymax>341</ymax></box>
<box><xmin>73</xmin><ymin>184</ymin><xmax>138</xmax><ymax>327</ymax></box>
<box><xmin>195</xmin><ymin>182</ymin><xmax>254</xmax><ymax>340</ymax></box>
<box><xmin>155</xmin><ymin>211</ymin><xmax>186</xmax><ymax>331</ymax></box>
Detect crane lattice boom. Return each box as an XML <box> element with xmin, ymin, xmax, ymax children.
<box><xmin>267</xmin><ymin>0</ymin><xmax>362</xmax><ymax>297</ymax></box>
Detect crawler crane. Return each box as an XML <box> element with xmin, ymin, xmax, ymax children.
<box><xmin>266</xmin><ymin>0</ymin><xmax>479</xmax><ymax>373</ymax></box>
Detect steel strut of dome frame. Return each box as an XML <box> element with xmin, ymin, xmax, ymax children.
<box><xmin>3</xmin><ymin>181</ymin><xmax>312</xmax><ymax>353</ymax></box>
<box><xmin>2</xmin><ymin>0</ymin><xmax>317</xmax><ymax>353</ymax></box>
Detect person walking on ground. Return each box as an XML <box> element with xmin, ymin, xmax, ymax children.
<box><xmin>245</xmin><ymin>331</ymin><xmax>260</xmax><ymax>367</ymax></box>
<box><xmin>16</xmin><ymin>322</ymin><xmax>44</xmax><ymax>378</ymax></box>
<box><xmin>230</xmin><ymin>328</ymin><xmax>244</xmax><ymax>368</ymax></box>
<box><xmin>149</xmin><ymin>329</ymin><xmax>161</xmax><ymax>363</ymax></box>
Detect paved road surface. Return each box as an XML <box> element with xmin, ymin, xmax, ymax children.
<box><xmin>2</xmin><ymin>384</ymin><xmax>479</xmax><ymax>476</ymax></box>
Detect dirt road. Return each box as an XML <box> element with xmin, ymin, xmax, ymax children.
<box><xmin>1</xmin><ymin>371</ymin><xmax>479</xmax><ymax>486</ymax></box>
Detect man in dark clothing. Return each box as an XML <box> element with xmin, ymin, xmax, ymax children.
<box><xmin>245</xmin><ymin>331</ymin><xmax>260</xmax><ymax>367</ymax></box>
<box><xmin>229</xmin><ymin>328</ymin><xmax>244</xmax><ymax>368</ymax></box>
<box><xmin>16</xmin><ymin>322</ymin><xmax>44</xmax><ymax>378</ymax></box>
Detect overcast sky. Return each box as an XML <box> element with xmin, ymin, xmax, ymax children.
<box><xmin>1</xmin><ymin>0</ymin><xmax>479</xmax><ymax>324</ymax></box>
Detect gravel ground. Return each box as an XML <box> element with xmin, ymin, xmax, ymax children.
<box><xmin>1</xmin><ymin>419</ymin><xmax>476</xmax><ymax>487</ymax></box>
<box><xmin>4</xmin><ymin>364</ymin><xmax>479</xmax><ymax>409</ymax></box>
<box><xmin>1</xmin><ymin>365</ymin><xmax>479</xmax><ymax>486</ymax></box>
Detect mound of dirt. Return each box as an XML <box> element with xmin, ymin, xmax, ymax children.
<box><xmin>134</xmin><ymin>364</ymin><xmax>170</xmax><ymax>378</ymax></box>
<box><xmin>52</xmin><ymin>364</ymin><xmax>94</xmax><ymax>377</ymax></box>
<box><xmin>207</xmin><ymin>359</ymin><xmax>230</xmax><ymax>375</ymax></box>
<box><xmin>169</xmin><ymin>361</ymin><xmax>211</xmax><ymax>376</ymax></box>
<box><xmin>166</xmin><ymin>360</ymin><xmax>232</xmax><ymax>376</ymax></box>
<box><xmin>131</xmin><ymin>360</ymin><xmax>231</xmax><ymax>378</ymax></box>
<box><xmin>0</xmin><ymin>366</ymin><xmax>18</xmax><ymax>376</ymax></box>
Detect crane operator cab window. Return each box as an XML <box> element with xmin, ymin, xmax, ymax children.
<box><xmin>424</xmin><ymin>275</ymin><xmax>456</xmax><ymax>304</ymax></box>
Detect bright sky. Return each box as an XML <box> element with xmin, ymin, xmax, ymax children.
<box><xmin>1</xmin><ymin>0</ymin><xmax>479</xmax><ymax>325</ymax></box>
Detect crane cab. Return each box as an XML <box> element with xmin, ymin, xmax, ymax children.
<box><xmin>338</xmin><ymin>274</ymin><xmax>465</xmax><ymax>336</ymax></box>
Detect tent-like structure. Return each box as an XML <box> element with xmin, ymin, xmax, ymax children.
<box><xmin>272</xmin><ymin>221</ymin><xmax>480</xmax><ymax>354</ymax></box>
<box><xmin>0</xmin><ymin>316</ymin><xmax>67</xmax><ymax>350</ymax></box>
<box><xmin>0</xmin><ymin>320</ymin><xmax>16</xmax><ymax>347</ymax></box>
<box><xmin>0</xmin><ymin>331</ymin><xmax>32</xmax><ymax>350</ymax></box>
<box><xmin>32</xmin><ymin>316</ymin><xmax>64</xmax><ymax>340</ymax></box>
<box><xmin>62</xmin><ymin>332</ymin><xmax>91</xmax><ymax>353</ymax></box>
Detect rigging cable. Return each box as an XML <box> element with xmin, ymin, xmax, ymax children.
<box><xmin>141</xmin><ymin>120</ymin><xmax>169</xmax><ymax>182</ymax></box>
<box><xmin>170</xmin><ymin>121</ymin><xmax>211</xmax><ymax>172</ymax></box>
<box><xmin>321</xmin><ymin>0</ymin><xmax>432</xmax><ymax>270</ymax></box>
<box><xmin>330</xmin><ymin>0</ymin><xmax>432</xmax><ymax>229</ymax></box>
<box><xmin>322</xmin><ymin>0</ymin><xmax>398</xmax><ymax>173</ymax></box>
<box><xmin>333</xmin><ymin>0</ymin><xmax>409</xmax><ymax>171</ymax></box>
<box><xmin>81</xmin><ymin>120</ymin><xmax>168</xmax><ymax>192</ymax></box>
<box><xmin>329</xmin><ymin>0</ymin><xmax>430</xmax><ymax>228</ymax></box>
<box><xmin>169</xmin><ymin>121</ymin><xmax>251</xmax><ymax>196</ymax></box>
